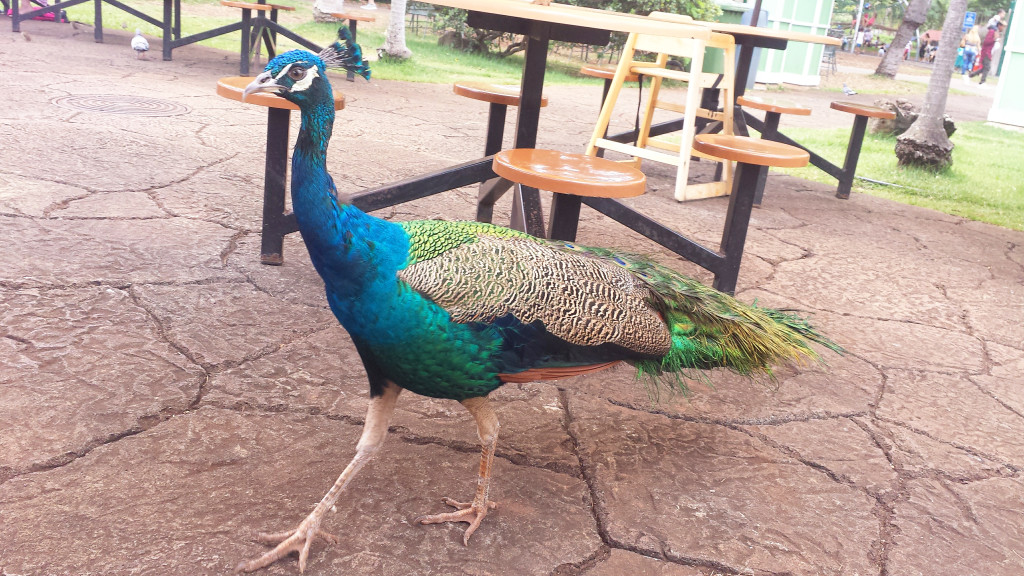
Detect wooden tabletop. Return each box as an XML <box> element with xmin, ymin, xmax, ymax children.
<box><xmin>426</xmin><ymin>0</ymin><xmax>839</xmax><ymax>46</ymax></box>
<box><xmin>216</xmin><ymin>76</ymin><xmax>346</xmax><ymax>111</ymax></box>
<box><xmin>426</xmin><ymin>0</ymin><xmax>711</xmax><ymax>41</ymax></box>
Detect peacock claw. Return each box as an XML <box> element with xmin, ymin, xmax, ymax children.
<box><xmin>234</xmin><ymin>520</ymin><xmax>339</xmax><ymax>574</ymax></box>
<box><xmin>414</xmin><ymin>497</ymin><xmax>497</xmax><ymax>545</ymax></box>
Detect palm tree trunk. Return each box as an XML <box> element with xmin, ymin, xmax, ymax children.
<box><xmin>875</xmin><ymin>0</ymin><xmax>932</xmax><ymax>78</ymax></box>
<box><xmin>382</xmin><ymin>0</ymin><xmax>412</xmax><ymax>58</ymax></box>
<box><xmin>894</xmin><ymin>0</ymin><xmax>968</xmax><ymax>168</ymax></box>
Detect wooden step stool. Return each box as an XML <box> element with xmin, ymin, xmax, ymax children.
<box><xmin>454</xmin><ymin>82</ymin><xmax>548</xmax><ymax>226</ymax></box>
<box><xmin>828</xmin><ymin>101</ymin><xmax>895</xmax><ymax>198</ymax></box>
<box><xmin>737</xmin><ymin>95</ymin><xmax>811</xmax><ymax>206</ymax></box>
<box><xmin>491</xmin><ymin>148</ymin><xmax>646</xmax><ymax>240</ymax></box>
<box><xmin>692</xmin><ymin>134</ymin><xmax>809</xmax><ymax>293</ymax></box>
<box><xmin>745</xmin><ymin>99</ymin><xmax>895</xmax><ymax>200</ymax></box>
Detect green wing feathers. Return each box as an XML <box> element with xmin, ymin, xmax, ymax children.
<box><xmin>398</xmin><ymin>221</ymin><xmax>672</xmax><ymax>356</ymax></box>
<box><xmin>399</xmin><ymin>220</ymin><xmax>533</xmax><ymax>266</ymax></box>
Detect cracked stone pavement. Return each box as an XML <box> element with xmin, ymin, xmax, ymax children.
<box><xmin>1</xmin><ymin>20</ymin><xmax>1022</xmax><ymax>576</ymax></box>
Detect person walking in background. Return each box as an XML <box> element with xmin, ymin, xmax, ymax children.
<box><xmin>970</xmin><ymin>20</ymin><xmax>1005</xmax><ymax>85</ymax></box>
<box><xmin>962</xmin><ymin>25</ymin><xmax>981</xmax><ymax>77</ymax></box>
<box><xmin>986</xmin><ymin>9</ymin><xmax>1006</xmax><ymax>30</ymax></box>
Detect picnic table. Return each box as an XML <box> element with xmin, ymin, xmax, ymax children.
<box><xmin>8</xmin><ymin>0</ymin><xmax>323</xmax><ymax>74</ymax></box>
<box><xmin>343</xmin><ymin>0</ymin><xmax>834</xmax><ymax>293</ymax></box>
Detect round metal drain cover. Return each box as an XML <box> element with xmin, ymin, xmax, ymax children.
<box><xmin>51</xmin><ymin>95</ymin><xmax>191</xmax><ymax>117</ymax></box>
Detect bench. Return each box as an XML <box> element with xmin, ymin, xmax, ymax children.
<box><xmin>743</xmin><ymin>100</ymin><xmax>895</xmax><ymax>200</ymax></box>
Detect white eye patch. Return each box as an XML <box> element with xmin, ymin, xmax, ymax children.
<box><xmin>292</xmin><ymin>66</ymin><xmax>319</xmax><ymax>92</ymax></box>
<box><xmin>273</xmin><ymin>62</ymin><xmax>320</xmax><ymax>93</ymax></box>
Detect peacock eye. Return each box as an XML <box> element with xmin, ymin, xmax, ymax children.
<box><xmin>288</xmin><ymin>67</ymin><xmax>307</xmax><ymax>81</ymax></box>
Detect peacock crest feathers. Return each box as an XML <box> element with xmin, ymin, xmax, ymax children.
<box><xmin>318</xmin><ymin>26</ymin><xmax>371</xmax><ymax>81</ymax></box>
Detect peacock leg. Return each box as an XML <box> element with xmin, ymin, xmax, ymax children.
<box><xmin>235</xmin><ymin>382</ymin><xmax>402</xmax><ymax>573</ymax></box>
<box><xmin>415</xmin><ymin>395</ymin><xmax>500</xmax><ymax>545</ymax></box>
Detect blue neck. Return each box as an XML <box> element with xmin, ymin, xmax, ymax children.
<box><xmin>290</xmin><ymin>98</ymin><xmax>408</xmax><ymax>297</ymax></box>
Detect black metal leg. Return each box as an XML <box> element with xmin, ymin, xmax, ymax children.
<box><xmin>751</xmin><ymin>111</ymin><xmax>781</xmax><ymax>206</ymax></box>
<box><xmin>595</xmin><ymin>78</ymin><xmax>612</xmax><ymax>158</ymax></box>
<box><xmin>261</xmin><ymin>108</ymin><xmax>291</xmax><ymax>265</ymax></box>
<box><xmin>474</xmin><ymin>102</ymin><xmax>509</xmax><ymax>223</ymax></box>
<box><xmin>484</xmin><ymin>102</ymin><xmax>508</xmax><ymax>157</ymax></box>
<box><xmin>163</xmin><ymin>0</ymin><xmax>173</xmax><ymax>60</ymax></box>
<box><xmin>346</xmin><ymin>19</ymin><xmax>359</xmax><ymax>81</ymax></box>
<box><xmin>507</xmin><ymin>25</ymin><xmax>551</xmax><ymax>236</ymax></box>
<box><xmin>547</xmin><ymin>193</ymin><xmax>582</xmax><ymax>241</ymax></box>
<box><xmin>240</xmin><ymin>9</ymin><xmax>252</xmax><ymax>75</ymax></box>
<box><xmin>93</xmin><ymin>0</ymin><xmax>102</xmax><ymax>42</ymax></box>
<box><xmin>713</xmin><ymin>161</ymin><xmax>762</xmax><ymax>295</ymax></box>
<box><xmin>734</xmin><ymin>44</ymin><xmax>756</xmax><ymax>103</ymax></box>
<box><xmin>267</xmin><ymin>10</ymin><xmax>278</xmax><ymax>58</ymax></box>
<box><xmin>837</xmin><ymin>114</ymin><xmax>869</xmax><ymax>199</ymax></box>
<box><xmin>514</xmin><ymin>27</ymin><xmax>550</xmax><ymax>149</ymax></box>
<box><xmin>476</xmin><ymin>177</ymin><xmax>513</xmax><ymax>224</ymax></box>
<box><xmin>174</xmin><ymin>0</ymin><xmax>181</xmax><ymax>38</ymax></box>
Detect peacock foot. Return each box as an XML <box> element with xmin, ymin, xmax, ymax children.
<box><xmin>414</xmin><ymin>497</ymin><xmax>497</xmax><ymax>545</ymax></box>
<box><xmin>235</xmin><ymin>517</ymin><xmax>340</xmax><ymax>574</ymax></box>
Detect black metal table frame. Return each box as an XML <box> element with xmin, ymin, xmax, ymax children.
<box><xmin>9</xmin><ymin>0</ymin><xmax>323</xmax><ymax>76</ymax></box>
<box><xmin>10</xmin><ymin>0</ymin><xmax>163</xmax><ymax>40</ymax></box>
<box><xmin>164</xmin><ymin>0</ymin><xmax>322</xmax><ymax>75</ymax></box>
<box><xmin>743</xmin><ymin>110</ymin><xmax>869</xmax><ymax>200</ymax></box>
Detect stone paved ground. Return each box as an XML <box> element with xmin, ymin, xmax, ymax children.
<box><xmin>1</xmin><ymin>18</ymin><xmax>1022</xmax><ymax>576</ymax></box>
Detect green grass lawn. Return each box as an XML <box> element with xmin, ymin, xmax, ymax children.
<box><xmin>776</xmin><ymin>123</ymin><xmax>1024</xmax><ymax>232</ymax></box>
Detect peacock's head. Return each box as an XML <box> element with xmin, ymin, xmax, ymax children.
<box><xmin>243</xmin><ymin>50</ymin><xmax>332</xmax><ymax>109</ymax></box>
<box><xmin>243</xmin><ymin>28</ymin><xmax>370</xmax><ymax>109</ymax></box>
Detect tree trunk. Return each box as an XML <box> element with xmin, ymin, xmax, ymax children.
<box><xmin>894</xmin><ymin>0</ymin><xmax>967</xmax><ymax>169</ymax></box>
<box><xmin>875</xmin><ymin>0</ymin><xmax>932</xmax><ymax>78</ymax></box>
<box><xmin>382</xmin><ymin>0</ymin><xmax>412</xmax><ymax>59</ymax></box>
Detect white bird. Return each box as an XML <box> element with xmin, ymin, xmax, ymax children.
<box><xmin>131</xmin><ymin>28</ymin><xmax>149</xmax><ymax>60</ymax></box>
<box><xmin>842</xmin><ymin>83</ymin><xmax>857</xmax><ymax>96</ymax></box>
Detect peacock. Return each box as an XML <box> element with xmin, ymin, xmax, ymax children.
<box><xmin>235</xmin><ymin>29</ymin><xmax>842</xmax><ymax>574</ymax></box>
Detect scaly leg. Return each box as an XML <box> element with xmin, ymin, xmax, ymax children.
<box><xmin>415</xmin><ymin>395</ymin><xmax>500</xmax><ymax>545</ymax></box>
<box><xmin>236</xmin><ymin>382</ymin><xmax>402</xmax><ymax>573</ymax></box>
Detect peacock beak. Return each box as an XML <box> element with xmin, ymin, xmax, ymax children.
<box><xmin>243</xmin><ymin>71</ymin><xmax>282</xmax><ymax>101</ymax></box>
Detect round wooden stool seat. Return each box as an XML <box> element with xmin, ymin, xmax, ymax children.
<box><xmin>693</xmin><ymin>135</ymin><xmax>809</xmax><ymax>168</ymax></box>
<box><xmin>830</xmin><ymin>101</ymin><xmax>896</xmax><ymax>119</ymax></box>
<box><xmin>580</xmin><ymin>65</ymin><xmax>640</xmax><ymax>83</ymax></box>
<box><xmin>493</xmin><ymin>149</ymin><xmax>646</xmax><ymax>198</ymax></box>
<box><xmin>453</xmin><ymin>82</ymin><xmax>548</xmax><ymax>107</ymax></box>
<box><xmin>737</xmin><ymin>95</ymin><xmax>811</xmax><ymax>116</ymax></box>
<box><xmin>328</xmin><ymin>11</ymin><xmax>375</xmax><ymax>22</ymax></box>
<box><xmin>217</xmin><ymin>76</ymin><xmax>345</xmax><ymax>110</ymax></box>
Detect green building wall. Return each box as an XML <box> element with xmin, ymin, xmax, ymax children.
<box><xmin>735</xmin><ymin>0</ymin><xmax>836</xmax><ymax>86</ymax></box>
